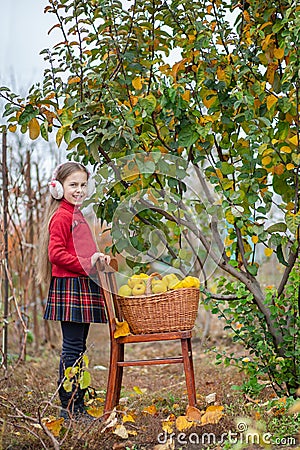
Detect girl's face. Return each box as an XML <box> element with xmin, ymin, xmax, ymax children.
<box><xmin>63</xmin><ymin>170</ymin><xmax>88</xmax><ymax>205</ymax></box>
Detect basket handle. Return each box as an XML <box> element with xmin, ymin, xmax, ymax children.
<box><xmin>146</xmin><ymin>272</ymin><xmax>162</xmax><ymax>295</ymax></box>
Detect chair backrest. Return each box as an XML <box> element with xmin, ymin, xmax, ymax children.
<box><xmin>96</xmin><ymin>259</ymin><xmax>123</xmax><ymax>339</ymax></box>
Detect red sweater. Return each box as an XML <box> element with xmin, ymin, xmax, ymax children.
<box><xmin>48</xmin><ymin>199</ymin><xmax>97</xmax><ymax>277</ymax></box>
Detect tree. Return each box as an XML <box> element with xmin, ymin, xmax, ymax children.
<box><xmin>1</xmin><ymin>0</ymin><xmax>299</xmax><ymax>395</ymax></box>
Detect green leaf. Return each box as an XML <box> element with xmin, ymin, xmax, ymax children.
<box><xmin>276</xmin><ymin>244</ymin><xmax>289</xmax><ymax>267</ymax></box>
<box><xmin>220</xmin><ymin>162</ymin><xmax>234</xmax><ymax>175</ymax></box>
<box><xmin>177</xmin><ymin>126</ymin><xmax>199</xmax><ymax>147</ymax></box>
<box><xmin>285</xmin><ymin>212</ymin><xmax>300</xmax><ymax>234</ymax></box>
<box><xmin>267</xmin><ymin>223</ymin><xmax>287</xmax><ymax>233</ymax></box>
<box><xmin>247</xmin><ymin>264</ymin><xmax>258</xmax><ymax>276</ymax></box>
<box><xmin>79</xmin><ymin>370</ymin><xmax>91</xmax><ymax>390</ymax></box>
<box><xmin>18</xmin><ymin>105</ymin><xmax>38</xmax><ymax>125</ymax></box>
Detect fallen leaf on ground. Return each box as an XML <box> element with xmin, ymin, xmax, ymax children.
<box><xmin>86</xmin><ymin>405</ymin><xmax>104</xmax><ymax>418</ymax></box>
<box><xmin>186</xmin><ymin>405</ymin><xmax>203</xmax><ymax>422</ymax></box>
<box><xmin>143</xmin><ymin>404</ymin><xmax>157</xmax><ymax>415</ymax></box>
<box><xmin>162</xmin><ymin>420</ymin><xmax>174</xmax><ymax>434</ymax></box>
<box><xmin>201</xmin><ymin>405</ymin><xmax>224</xmax><ymax>425</ymax></box>
<box><xmin>133</xmin><ymin>386</ymin><xmax>147</xmax><ymax>395</ymax></box>
<box><xmin>175</xmin><ymin>415</ymin><xmax>194</xmax><ymax>431</ymax></box>
<box><xmin>113</xmin><ymin>424</ymin><xmax>128</xmax><ymax>439</ymax></box>
<box><xmin>43</xmin><ymin>418</ymin><xmax>64</xmax><ymax>436</ymax></box>
<box><xmin>122</xmin><ymin>413</ymin><xmax>135</xmax><ymax>423</ymax></box>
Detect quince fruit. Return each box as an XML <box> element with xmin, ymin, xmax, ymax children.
<box><xmin>128</xmin><ymin>276</ymin><xmax>146</xmax><ymax>288</ymax></box>
<box><xmin>184</xmin><ymin>276</ymin><xmax>200</xmax><ymax>288</ymax></box>
<box><xmin>118</xmin><ymin>285</ymin><xmax>132</xmax><ymax>297</ymax></box>
<box><xmin>162</xmin><ymin>273</ymin><xmax>179</xmax><ymax>289</ymax></box>
<box><xmin>132</xmin><ymin>283</ymin><xmax>146</xmax><ymax>296</ymax></box>
<box><xmin>151</xmin><ymin>280</ymin><xmax>168</xmax><ymax>294</ymax></box>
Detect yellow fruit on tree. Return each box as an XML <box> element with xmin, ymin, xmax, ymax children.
<box><xmin>118</xmin><ymin>285</ymin><xmax>132</xmax><ymax>297</ymax></box>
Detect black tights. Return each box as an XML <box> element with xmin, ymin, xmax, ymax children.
<box><xmin>59</xmin><ymin>321</ymin><xmax>90</xmax><ymax>381</ymax></box>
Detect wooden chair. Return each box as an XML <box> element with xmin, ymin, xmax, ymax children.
<box><xmin>96</xmin><ymin>260</ymin><xmax>197</xmax><ymax>415</ymax></box>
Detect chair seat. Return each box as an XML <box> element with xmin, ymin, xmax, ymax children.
<box><xmin>116</xmin><ymin>329</ymin><xmax>193</xmax><ymax>344</ymax></box>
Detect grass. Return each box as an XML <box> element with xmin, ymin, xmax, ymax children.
<box><xmin>1</xmin><ymin>320</ymin><xmax>300</xmax><ymax>449</ymax></box>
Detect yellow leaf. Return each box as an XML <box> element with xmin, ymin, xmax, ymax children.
<box><xmin>286</xmin><ymin>202</ymin><xmax>295</xmax><ymax>211</ymax></box>
<box><xmin>162</xmin><ymin>420</ymin><xmax>174</xmax><ymax>434</ymax></box>
<box><xmin>175</xmin><ymin>415</ymin><xmax>194</xmax><ymax>431</ymax></box>
<box><xmin>113</xmin><ymin>424</ymin><xmax>128</xmax><ymax>439</ymax></box>
<box><xmin>68</xmin><ymin>76</ymin><xmax>81</xmax><ymax>84</ymax></box>
<box><xmin>288</xmin><ymin>135</ymin><xmax>298</xmax><ymax>146</ymax></box>
<box><xmin>122</xmin><ymin>413</ymin><xmax>135</xmax><ymax>423</ymax></box>
<box><xmin>186</xmin><ymin>406</ymin><xmax>202</xmax><ymax>422</ymax></box>
<box><xmin>215</xmin><ymin>168</ymin><xmax>223</xmax><ymax>180</ymax></box>
<box><xmin>224</xmin><ymin>235</ymin><xmax>234</xmax><ymax>246</ymax></box>
<box><xmin>262</xmin><ymin>156</ymin><xmax>272</xmax><ymax>166</ymax></box>
<box><xmin>171</xmin><ymin>58</ymin><xmax>189</xmax><ymax>80</ymax></box>
<box><xmin>251</xmin><ymin>235</ymin><xmax>259</xmax><ymax>244</ymax></box>
<box><xmin>287</xmin><ymin>163</ymin><xmax>295</xmax><ymax>170</ymax></box>
<box><xmin>44</xmin><ymin>418</ymin><xmax>64</xmax><ymax>437</ymax></box>
<box><xmin>265</xmin><ymin>62</ymin><xmax>277</xmax><ymax>84</ymax></box>
<box><xmin>159</xmin><ymin>64</ymin><xmax>170</xmax><ymax>73</ymax></box>
<box><xmin>226</xmin><ymin>250</ymin><xmax>232</xmax><ymax>257</ymax></box>
<box><xmin>280</xmin><ymin>146</ymin><xmax>292</xmax><ymax>153</ymax></box>
<box><xmin>274</xmin><ymin>47</ymin><xmax>284</xmax><ymax>59</ymax></box>
<box><xmin>114</xmin><ymin>319</ymin><xmax>131</xmax><ymax>338</ymax></box>
<box><xmin>132</xmin><ymin>77</ymin><xmax>143</xmax><ymax>90</ymax></box>
<box><xmin>182</xmin><ymin>90</ymin><xmax>190</xmax><ymax>101</ymax></box>
<box><xmin>200</xmin><ymin>405</ymin><xmax>224</xmax><ymax>425</ymax></box>
<box><xmin>266</xmin><ymin>95</ymin><xmax>278</xmax><ymax>110</ymax></box>
<box><xmin>56</xmin><ymin>126</ymin><xmax>66</xmax><ymax>148</ymax></box>
<box><xmin>262</xmin><ymin>34</ymin><xmax>274</xmax><ymax>50</ymax></box>
<box><xmin>133</xmin><ymin>386</ymin><xmax>146</xmax><ymax>395</ymax></box>
<box><xmin>29</xmin><ymin>118</ymin><xmax>40</xmax><ymax>140</ymax></box>
<box><xmin>264</xmin><ymin>248</ymin><xmax>273</xmax><ymax>257</ymax></box>
<box><xmin>274</xmin><ymin>164</ymin><xmax>285</xmax><ymax>175</ymax></box>
<box><xmin>143</xmin><ymin>404</ymin><xmax>157</xmax><ymax>415</ymax></box>
<box><xmin>243</xmin><ymin>10</ymin><xmax>251</xmax><ymax>23</ymax></box>
<box><xmin>8</xmin><ymin>124</ymin><xmax>17</xmax><ymax>133</ymax></box>
<box><xmin>217</xmin><ymin>67</ymin><xmax>226</xmax><ymax>81</ymax></box>
<box><xmin>87</xmin><ymin>405</ymin><xmax>104</xmax><ymax>418</ymax></box>
<box><xmin>82</xmin><ymin>354</ymin><xmax>89</xmax><ymax>367</ymax></box>
<box><xmin>203</xmin><ymin>90</ymin><xmax>218</xmax><ymax>109</ymax></box>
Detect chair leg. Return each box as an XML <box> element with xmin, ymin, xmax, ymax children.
<box><xmin>181</xmin><ymin>338</ymin><xmax>197</xmax><ymax>407</ymax></box>
<box><xmin>104</xmin><ymin>342</ymin><xmax>123</xmax><ymax>415</ymax></box>
<box><xmin>113</xmin><ymin>343</ymin><xmax>124</xmax><ymax>408</ymax></box>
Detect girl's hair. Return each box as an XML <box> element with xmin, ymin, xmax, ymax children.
<box><xmin>37</xmin><ymin>162</ymin><xmax>89</xmax><ymax>285</ymax></box>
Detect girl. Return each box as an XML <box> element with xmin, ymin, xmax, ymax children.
<box><xmin>37</xmin><ymin>161</ymin><xmax>110</xmax><ymax>420</ymax></box>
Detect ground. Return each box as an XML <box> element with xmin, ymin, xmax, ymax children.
<box><xmin>0</xmin><ymin>311</ymin><xmax>299</xmax><ymax>450</ymax></box>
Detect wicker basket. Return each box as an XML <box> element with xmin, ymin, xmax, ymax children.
<box><xmin>117</xmin><ymin>273</ymin><xmax>200</xmax><ymax>334</ymax></box>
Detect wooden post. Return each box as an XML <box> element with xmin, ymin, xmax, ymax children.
<box><xmin>2</xmin><ymin>128</ymin><xmax>9</xmax><ymax>369</ymax></box>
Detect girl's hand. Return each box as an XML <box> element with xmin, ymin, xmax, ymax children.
<box><xmin>91</xmin><ymin>252</ymin><xmax>111</xmax><ymax>267</ymax></box>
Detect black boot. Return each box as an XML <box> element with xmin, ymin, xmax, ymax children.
<box><xmin>58</xmin><ymin>384</ymin><xmax>75</xmax><ymax>420</ymax></box>
<box><xmin>74</xmin><ymin>387</ymin><xmax>86</xmax><ymax>413</ymax></box>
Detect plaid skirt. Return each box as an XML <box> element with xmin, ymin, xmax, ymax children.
<box><xmin>44</xmin><ymin>276</ymin><xmax>107</xmax><ymax>323</ymax></box>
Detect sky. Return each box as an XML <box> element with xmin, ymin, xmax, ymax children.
<box><xmin>0</xmin><ymin>0</ymin><xmax>56</xmax><ymax>91</ymax></box>
<box><xmin>0</xmin><ymin>1</ymin><xmax>65</xmax><ymax>169</ymax></box>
